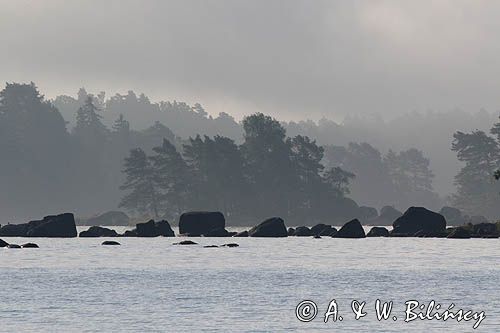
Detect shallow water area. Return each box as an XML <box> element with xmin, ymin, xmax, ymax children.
<box><xmin>0</xmin><ymin>227</ymin><xmax>499</xmax><ymax>332</ymax></box>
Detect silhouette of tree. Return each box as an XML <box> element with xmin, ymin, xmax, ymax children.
<box><xmin>452</xmin><ymin>130</ymin><xmax>500</xmax><ymax>216</ymax></box>
<box><xmin>150</xmin><ymin>139</ymin><xmax>191</xmax><ymax>218</ymax></box>
<box><xmin>119</xmin><ymin>148</ymin><xmax>160</xmax><ymax>218</ymax></box>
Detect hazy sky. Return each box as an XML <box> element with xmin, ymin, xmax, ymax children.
<box><xmin>1</xmin><ymin>0</ymin><xmax>500</xmax><ymax>120</ymax></box>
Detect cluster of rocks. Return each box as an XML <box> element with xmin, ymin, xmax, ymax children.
<box><xmin>1</xmin><ymin>209</ymin><xmax>499</xmax><ymax>244</ymax></box>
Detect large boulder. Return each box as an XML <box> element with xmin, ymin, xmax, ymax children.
<box><xmin>294</xmin><ymin>226</ymin><xmax>313</xmax><ymax>236</ymax></box>
<box><xmin>367</xmin><ymin>226</ymin><xmax>389</xmax><ymax>237</ymax></box>
<box><xmin>391</xmin><ymin>207</ymin><xmax>446</xmax><ymax>236</ymax></box>
<box><xmin>179</xmin><ymin>211</ymin><xmax>225</xmax><ymax>236</ymax></box>
<box><xmin>248</xmin><ymin>217</ymin><xmax>287</xmax><ymax>237</ymax></box>
<box><xmin>79</xmin><ymin>226</ymin><xmax>119</xmax><ymax>238</ymax></box>
<box><xmin>26</xmin><ymin>213</ymin><xmax>77</xmax><ymax>237</ymax></box>
<box><xmin>135</xmin><ymin>220</ymin><xmax>175</xmax><ymax>237</ymax></box>
<box><xmin>0</xmin><ymin>239</ymin><xmax>8</xmax><ymax>247</ymax></box>
<box><xmin>83</xmin><ymin>211</ymin><xmax>130</xmax><ymax>226</ymax></box>
<box><xmin>367</xmin><ymin>206</ymin><xmax>402</xmax><ymax>226</ymax></box>
<box><xmin>334</xmin><ymin>219</ymin><xmax>366</xmax><ymax>238</ymax></box>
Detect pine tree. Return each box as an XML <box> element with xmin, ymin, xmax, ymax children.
<box><xmin>119</xmin><ymin>148</ymin><xmax>160</xmax><ymax>218</ymax></box>
<box><xmin>150</xmin><ymin>139</ymin><xmax>191</xmax><ymax>217</ymax></box>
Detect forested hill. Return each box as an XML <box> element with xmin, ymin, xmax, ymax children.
<box><xmin>1</xmin><ymin>83</ymin><xmax>499</xmax><ymax>222</ymax></box>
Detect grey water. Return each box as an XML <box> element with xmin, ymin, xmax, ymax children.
<box><xmin>0</xmin><ymin>227</ymin><xmax>499</xmax><ymax>332</ymax></box>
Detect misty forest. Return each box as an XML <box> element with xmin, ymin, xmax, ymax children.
<box><xmin>1</xmin><ymin>82</ymin><xmax>499</xmax><ymax>224</ymax></box>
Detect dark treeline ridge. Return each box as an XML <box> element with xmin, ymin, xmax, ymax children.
<box><xmin>1</xmin><ymin>82</ymin><xmax>499</xmax><ymax>223</ymax></box>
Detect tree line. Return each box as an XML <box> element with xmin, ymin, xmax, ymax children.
<box><xmin>3</xmin><ymin>81</ymin><xmax>497</xmax><ymax>223</ymax></box>
<box><xmin>451</xmin><ymin>117</ymin><xmax>500</xmax><ymax>218</ymax></box>
<box><xmin>119</xmin><ymin>113</ymin><xmax>357</xmax><ymax>224</ymax></box>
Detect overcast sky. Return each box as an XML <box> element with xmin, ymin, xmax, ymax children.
<box><xmin>1</xmin><ymin>0</ymin><xmax>500</xmax><ymax>120</ymax></box>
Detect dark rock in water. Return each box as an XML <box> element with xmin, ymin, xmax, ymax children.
<box><xmin>313</xmin><ymin>235</ymin><xmax>321</xmax><ymax>239</ymax></box>
<box><xmin>287</xmin><ymin>227</ymin><xmax>295</xmax><ymax>236</ymax></box>
<box><xmin>439</xmin><ymin>206</ymin><xmax>466</xmax><ymax>226</ymax></box>
<box><xmin>0</xmin><ymin>224</ymin><xmax>28</xmax><ymax>237</ymax></box>
<box><xmin>294</xmin><ymin>226</ymin><xmax>313</xmax><ymax>237</ymax></box>
<box><xmin>26</xmin><ymin>213</ymin><xmax>77</xmax><ymax>238</ymax></box>
<box><xmin>334</xmin><ymin>219</ymin><xmax>366</xmax><ymax>238</ymax></box>
<box><xmin>358</xmin><ymin>206</ymin><xmax>378</xmax><ymax>221</ymax></box>
<box><xmin>122</xmin><ymin>230</ymin><xmax>138</xmax><ymax>237</ymax></box>
<box><xmin>328</xmin><ymin>228</ymin><xmax>338</xmax><ymax>237</ymax></box>
<box><xmin>319</xmin><ymin>226</ymin><xmax>337</xmax><ymax>236</ymax></box>
<box><xmin>368</xmin><ymin>206</ymin><xmax>402</xmax><ymax>226</ymax></box>
<box><xmin>79</xmin><ymin>226</ymin><xmax>119</xmax><ymax>238</ymax></box>
<box><xmin>366</xmin><ymin>227</ymin><xmax>389</xmax><ymax>237</ymax></box>
<box><xmin>222</xmin><ymin>243</ymin><xmax>239</xmax><ymax>247</ymax></box>
<box><xmin>233</xmin><ymin>230</ymin><xmax>249</xmax><ymax>237</ymax></box>
<box><xmin>82</xmin><ymin>211</ymin><xmax>130</xmax><ymax>226</ymax></box>
<box><xmin>0</xmin><ymin>238</ymin><xmax>8</xmax><ymax>247</ymax></box>
<box><xmin>310</xmin><ymin>224</ymin><xmax>327</xmax><ymax>235</ymax></box>
<box><xmin>155</xmin><ymin>220</ymin><xmax>175</xmax><ymax>237</ymax></box>
<box><xmin>134</xmin><ymin>220</ymin><xmax>175</xmax><ymax>237</ymax></box>
<box><xmin>472</xmin><ymin>223</ymin><xmax>497</xmax><ymax>236</ymax></box>
<box><xmin>102</xmin><ymin>240</ymin><xmax>121</xmax><ymax>246</ymax></box>
<box><xmin>7</xmin><ymin>244</ymin><xmax>21</xmax><ymax>249</ymax></box>
<box><xmin>173</xmin><ymin>240</ymin><xmax>198</xmax><ymax>245</ymax></box>
<box><xmin>21</xmin><ymin>243</ymin><xmax>39</xmax><ymax>248</ymax></box>
<box><xmin>391</xmin><ymin>207</ymin><xmax>446</xmax><ymax>236</ymax></box>
<box><xmin>204</xmin><ymin>228</ymin><xmax>230</xmax><ymax>237</ymax></box>
<box><xmin>204</xmin><ymin>245</ymin><xmax>219</xmax><ymax>248</ymax></box>
<box><xmin>179</xmin><ymin>211</ymin><xmax>225</xmax><ymax>237</ymax></box>
<box><xmin>248</xmin><ymin>217</ymin><xmax>287</xmax><ymax>237</ymax></box>
<box><xmin>447</xmin><ymin>227</ymin><xmax>471</xmax><ymax>239</ymax></box>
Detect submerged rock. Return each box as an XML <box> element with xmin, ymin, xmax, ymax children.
<box><xmin>0</xmin><ymin>239</ymin><xmax>8</xmax><ymax>247</ymax></box>
<box><xmin>334</xmin><ymin>219</ymin><xmax>366</xmax><ymax>238</ymax></box>
<box><xmin>179</xmin><ymin>211</ymin><xmax>225</xmax><ymax>236</ymax></box>
<box><xmin>203</xmin><ymin>245</ymin><xmax>219</xmax><ymax>248</ymax></box>
<box><xmin>173</xmin><ymin>240</ymin><xmax>198</xmax><ymax>245</ymax></box>
<box><xmin>221</xmin><ymin>243</ymin><xmax>239</xmax><ymax>247</ymax></box>
<box><xmin>391</xmin><ymin>207</ymin><xmax>446</xmax><ymax>236</ymax></box>
<box><xmin>7</xmin><ymin>244</ymin><xmax>21</xmax><ymax>249</ymax></box>
<box><xmin>79</xmin><ymin>226</ymin><xmax>119</xmax><ymax>237</ymax></box>
<box><xmin>248</xmin><ymin>217</ymin><xmax>287</xmax><ymax>237</ymax></box>
<box><xmin>102</xmin><ymin>240</ymin><xmax>121</xmax><ymax>246</ymax></box>
<box><xmin>366</xmin><ymin>227</ymin><xmax>389</xmax><ymax>237</ymax></box>
<box><xmin>312</xmin><ymin>235</ymin><xmax>321</xmax><ymax>239</ymax></box>
<box><xmin>21</xmin><ymin>243</ymin><xmax>39</xmax><ymax>248</ymax></box>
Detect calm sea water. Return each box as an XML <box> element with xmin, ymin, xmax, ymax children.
<box><xmin>0</xmin><ymin>226</ymin><xmax>499</xmax><ymax>332</ymax></box>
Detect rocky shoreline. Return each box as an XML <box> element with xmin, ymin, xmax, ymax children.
<box><xmin>1</xmin><ymin>207</ymin><xmax>499</xmax><ymax>248</ymax></box>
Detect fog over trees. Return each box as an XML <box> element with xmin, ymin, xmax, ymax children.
<box><xmin>1</xmin><ymin>82</ymin><xmax>499</xmax><ymax>223</ymax></box>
